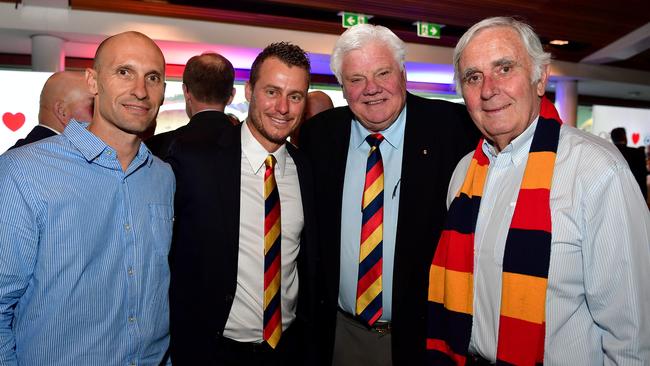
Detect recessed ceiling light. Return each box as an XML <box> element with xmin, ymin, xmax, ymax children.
<box><xmin>549</xmin><ymin>39</ymin><xmax>569</xmax><ymax>46</ymax></box>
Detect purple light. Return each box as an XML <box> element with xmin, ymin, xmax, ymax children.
<box><xmin>159</xmin><ymin>42</ymin><xmax>455</xmax><ymax>87</ymax></box>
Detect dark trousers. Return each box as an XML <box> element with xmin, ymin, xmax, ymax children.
<box><xmin>332</xmin><ymin>310</ymin><xmax>392</xmax><ymax>366</ymax></box>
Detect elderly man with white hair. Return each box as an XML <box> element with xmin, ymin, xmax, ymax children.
<box><xmin>300</xmin><ymin>24</ymin><xmax>479</xmax><ymax>366</ymax></box>
<box><xmin>426</xmin><ymin>16</ymin><xmax>650</xmax><ymax>366</ymax></box>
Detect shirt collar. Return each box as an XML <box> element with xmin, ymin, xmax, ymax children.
<box><xmin>193</xmin><ymin>108</ymin><xmax>220</xmax><ymax>115</ymax></box>
<box><xmin>350</xmin><ymin>104</ymin><xmax>407</xmax><ymax>150</ymax></box>
<box><xmin>482</xmin><ymin>115</ymin><xmax>539</xmax><ymax>166</ymax></box>
<box><xmin>37</xmin><ymin>124</ymin><xmax>60</xmax><ymax>135</ymax></box>
<box><xmin>64</xmin><ymin>119</ymin><xmax>152</xmax><ymax>169</ymax></box>
<box><xmin>241</xmin><ymin>120</ymin><xmax>288</xmax><ymax>177</ymax></box>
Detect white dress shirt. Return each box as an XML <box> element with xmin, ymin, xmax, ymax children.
<box><xmin>37</xmin><ymin>124</ymin><xmax>60</xmax><ymax>135</ymax></box>
<box><xmin>448</xmin><ymin>119</ymin><xmax>650</xmax><ymax>365</ymax></box>
<box><xmin>223</xmin><ymin>121</ymin><xmax>304</xmax><ymax>342</ymax></box>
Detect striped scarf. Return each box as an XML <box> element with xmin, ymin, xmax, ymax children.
<box><xmin>426</xmin><ymin>97</ymin><xmax>562</xmax><ymax>366</ymax></box>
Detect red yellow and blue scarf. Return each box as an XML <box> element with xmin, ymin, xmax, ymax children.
<box><xmin>426</xmin><ymin>97</ymin><xmax>562</xmax><ymax>365</ymax></box>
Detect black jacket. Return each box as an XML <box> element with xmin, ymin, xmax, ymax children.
<box><xmin>299</xmin><ymin>93</ymin><xmax>480</xmax><ymax>366</ymax></box>
<box><xmin>166</xmin><ymin>123</ymin><xmax>319</xmax><ymax>365</ymax></box>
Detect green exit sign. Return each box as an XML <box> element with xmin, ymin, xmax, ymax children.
<box><xmin>339</xmin><ymin>12</ymin><xmax>371</xmax><ymax>28</ymax></box>
<box><xmin>415</xmin><ymin>21</ymin><xmax>442</xmax><ymax>39</ymax></box>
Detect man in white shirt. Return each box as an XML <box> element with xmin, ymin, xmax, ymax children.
<box><xmin>167</xmin><ymin>42</ymin><xmax>318</xmax><ymax>366</ymax></box>
<box><xmin>426</xmin><ymin>16</ymin><xmax>650</xmax><ymax>366</ymax></box>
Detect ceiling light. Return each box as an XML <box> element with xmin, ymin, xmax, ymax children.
<box><xmin>549</xmin><ymin>39</ymin><xmax>569</xmax><ymax>46</ymax></box>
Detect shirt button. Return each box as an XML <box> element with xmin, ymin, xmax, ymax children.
<box><xmin>124</xmin><ymin>223</ymin><xmax>131</xmax><ymax>231</ymax></box>
<box><xmin>128</xmin><ymin>267</ymin><xmax>134</xmax><ymax>276</ymax></box>
<box><xmin>128</xmin><ymin>316</ymin><xmax>136</xmax><ymax>323</ymax></box>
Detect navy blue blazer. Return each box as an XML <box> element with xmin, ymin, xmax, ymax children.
<box><xmin>299</xmin><ymin>93</ymin><xmax>480</xmax><ymax>366</ymax></box>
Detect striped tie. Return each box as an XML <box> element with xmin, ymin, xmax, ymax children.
<box><xmin>263</xmin><ymin>155</ymin><xmax>282</xmax><ymax>348</ymax></box>
<box><xmin>356</xmin><ymin>133</ymin><xmax>384</xmax><ymax>326</ymax></box>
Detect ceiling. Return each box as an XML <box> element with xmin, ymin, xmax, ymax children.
<box><xmin>73</xmin><ymin>0</ymin><xmax>650</xmax><ymax>70</ymax></box>
<box><xmin>1</xmin><ymin>0</ymin><xmax>650</xmax><ymax>106</ymax></box>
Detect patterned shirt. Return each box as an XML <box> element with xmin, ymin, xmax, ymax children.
<box><xmin>0</xmin><ymin>121</ymin><xmax>175</xmax><ymax>366</ymax></box>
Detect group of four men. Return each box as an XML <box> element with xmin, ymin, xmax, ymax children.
<box><xmin>1</xmin><ymin>15</ymin><xmax>648</xmax><ymax>366</ymax></box>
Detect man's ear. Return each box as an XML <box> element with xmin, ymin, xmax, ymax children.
<box><xmin>244</xmin><ymin>82</ymin><xmax>252</xmax><ymax>102</ymax></box>
<box><xmin>536</xmin><ymin>64</ymin><xmax>550</xmax><ymax>97</ymax></box>
<box><xmin>182</xmin><ymin>83</ymin><xmax>191</xmax><ymax>103</ymax></box>
<box><xmin>54</xmin><ymin>100</ymin><xmax>68</xmax><ymax>127</ymax></box>
<box><xmin>86</xmin><ymin>68</ymin><xmax>98</xmax><ymax>95</ymax></box>
<box><xmin>227</xmin><ymin>87</ymin><xmax>236</xmax><ymax>105</ymax></box>
<box><xmin>161</xmin><ymin>81</ymin><xmax>167</xmax><ymax>105</ymax></box>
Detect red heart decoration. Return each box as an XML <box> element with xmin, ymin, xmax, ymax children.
<box><xmin>632</xmin><ymin>132</ymin><xmax>640</xmax><ymax>144</ymax></box>
<box><xmin>3</xmin><ymin>112</ymin><xmax>25</xmax><ymax>132</ymax></box>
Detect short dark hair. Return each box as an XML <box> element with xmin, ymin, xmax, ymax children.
<box><xmin>249</xmin><ymin>42</ymin><xmax>311</xmax><ymax>86</ymax></box>
<box><xmin>183</xmin><ymin>52</ymin><xmax>235</xmax><ymax>105</ymax></box>
<box><xmin>611</xmin><ymin>127</ymin><xmax>627</xmax><ymax>144</ymax></box>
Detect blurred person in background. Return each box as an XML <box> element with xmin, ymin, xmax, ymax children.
<box><xmin>9</xmin><ymin>71</ymin><xmax>93</xmax><ymax>150</ymax></box>
<box><xmin>146</xmin><ymin>52</ymin><xmax>235</xmax><ymax>158</ymax></box>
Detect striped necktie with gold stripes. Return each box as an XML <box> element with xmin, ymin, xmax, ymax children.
<box><xmin>356</xmin><ymin>133</ymin><xmax>384</xmax><ymax>326</ymax></box>
<box><xmin>263</xmin><ymin>155</ymin><xmax>282</xmax><ymax>348</ymax></box>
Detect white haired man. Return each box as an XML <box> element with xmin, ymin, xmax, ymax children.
<box><xmin>300</xmin><ymin>24</ymin><xmax>480</xmax><ymax>365</ymax></box>
<box><xmin>426</xmin><ymin>17</ymin><xmax>650</xmax><ymax>365</ymax></box>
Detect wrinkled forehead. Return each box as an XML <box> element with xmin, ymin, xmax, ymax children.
<box><xmin>341</xmin><ymin>42</ymin><xmax>400</xmax><ymax>72</ymax></box>
<box><xmin>461</xmin><ymin>27</ymin><xmax>527</xmax><ymax>67</ymax></box>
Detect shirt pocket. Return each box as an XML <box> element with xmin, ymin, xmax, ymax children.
<box><xmin>149</xmin><ymin>203</ymin><xmax>174</xmax><ymax>256</ymax></box>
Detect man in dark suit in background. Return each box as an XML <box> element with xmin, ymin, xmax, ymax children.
<box><xmin>167</xmin><ymin>42</ymin><xmax>318</xmax><ymax>365</ymax></box>
<box><xmin>299</xmin><ymin>24</ymin><xmax>479</xmax><ymax>366</ymax></box>
<box><xmin>611</xmin><ymin>127</ymin><xmax>648</xmax><ymax>200</ymax></box>
<box><xmin>146</xmin><ymin>52</ymin><xmax>235</xmax><ymax>158</ymax></box>
<box><xmin>9</xmin><ymin>71</ymin><xmax>93</xmax><ymax>150</ymax></box>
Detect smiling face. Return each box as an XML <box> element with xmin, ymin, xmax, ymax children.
<box><xmin>245</xmin><ymin>56</ymin><xmax>309</xmax><ymax>152</ymax></box>
<box><xmin>340</xmin><ymin>41</ymin><xmax>407</xmax><ymax>132</ymax></box>
<box><xmin>86</xmin><ymin>32</ymin><xmax>166</xmax><ymax>141</ymax></box>
<box><xmin>458</xmin><ymin>26</ymin><xmax>548</xmax><ymax>151</ymax></box>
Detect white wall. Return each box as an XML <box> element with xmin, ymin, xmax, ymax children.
<box><xmin>592</xmin><ymin>105</ymin><xmax>650</xmax><ymax>147</ymax></box>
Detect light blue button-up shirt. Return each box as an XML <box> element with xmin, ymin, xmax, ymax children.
<box><xmin>338</xmin><ymin>107</ymin><xmax>406</xmax><ymax>321</ymax></box>
<box><xmin>0</xmin><ymin>121</ymin><xmax>175</xmax><ymax>366</ymax></box>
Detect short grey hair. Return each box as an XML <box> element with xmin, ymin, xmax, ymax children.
<box><xmin>453</xmin><ymin>17</ymin><xmax>551</xmax><ymax>95</ymax></box>
<box><xmin>330</xmin><ymin>24</ymin><xmax>406</xmax><ymax>84</ymax></box>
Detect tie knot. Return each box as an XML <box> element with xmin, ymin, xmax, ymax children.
<box><xmin>265</xmin><ymin>155</ymin><xmax>276</xmax><ymax>169</ymax></box>
<box><xmin>365</xmin><ymin>133</ymin><xmax>384</xmax><ymax>148</ymax></box>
